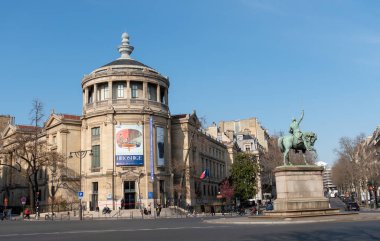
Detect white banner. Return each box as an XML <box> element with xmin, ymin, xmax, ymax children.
<box><xmin>115</xmin><ymin>125</ymin><xmax>144</xmax><ymax>166</ymax></box>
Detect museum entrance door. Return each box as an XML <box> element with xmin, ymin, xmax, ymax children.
<box><xmin>123</xmin><ymin>181</ymin><xmax>136</xmax><ymax>209</ymax></box>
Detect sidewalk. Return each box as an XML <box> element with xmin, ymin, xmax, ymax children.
<box><xmin>204</xmin><ymin>212</ymin><xmax>380</xmax><ymax>225</ymax></box>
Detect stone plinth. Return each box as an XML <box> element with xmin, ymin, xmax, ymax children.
<box><xmin>265</xmin><ymin>165</ymin><xmax>339</xmax><ymax>217</ymax></box>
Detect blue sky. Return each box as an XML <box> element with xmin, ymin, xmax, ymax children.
<box><xmin>1</xmin><ymin>0</ymin><xmax>380</xmax><ymax>165</ymax></box>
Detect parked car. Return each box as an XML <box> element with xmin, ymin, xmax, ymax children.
<box><xmin>345</xmin><ymin>202</ymin><xmax>360</xmax><ymax>211</ymax></box>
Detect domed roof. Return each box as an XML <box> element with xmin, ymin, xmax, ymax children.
<box><xmin>92</xmin><ymin>32</ymin><xmax>158</xmax><ymax>73</ymax></box>
<box><xmin>101</xmin><ymin>58</ymin><xmax>152</xmax><ymax>69</ymax></box>
<box><xmin>83</xmin><ymin>32</ymin><xmax>168</xmax><ymax>84</ymax></box>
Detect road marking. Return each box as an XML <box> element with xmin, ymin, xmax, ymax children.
<box><xmin>0</xmin><ymin>225</ymin><xmax>231</xmax><ymax>237</ymax></box>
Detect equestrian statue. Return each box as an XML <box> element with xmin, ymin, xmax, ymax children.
<box><xmin>278</xmin><ymin>110</ymin><xmax>317</xmax><ymax>165</ymax></box>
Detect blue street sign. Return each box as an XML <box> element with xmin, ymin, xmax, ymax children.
<box><xmin>78</xmin><ymin>191</ymin><xmax>84</xmax><ymax>199</ymax></box>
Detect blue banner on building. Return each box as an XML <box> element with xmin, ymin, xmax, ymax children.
<box><xmin>150</xmin><ymin>116</ymin><xmax>154</xmax><ymax>181</ymax></box>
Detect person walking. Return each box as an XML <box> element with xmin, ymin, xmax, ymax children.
<box><xmin>156</xmin><ymin>203</ymin><xmax>162</xmax><ymax>217</ymax></box>
<box><xmin>148</xmin><ymin>203</ymin><xmax>152</xmax><ymax>215</ymax></box>
<box><xmin>24</xmin><ymin>208</ymin><xmax>30</xmax><ymax>219</ymax></box>
<box><xmin>210</xmin><ymin>205</ymin><xmax>215</xmax><ymax>216</ymax></box>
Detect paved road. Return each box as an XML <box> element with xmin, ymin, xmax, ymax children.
<box><xmin>0</xmin><ymin>217</ymin><xmax>379</xmax><ymax>241</ymax></box>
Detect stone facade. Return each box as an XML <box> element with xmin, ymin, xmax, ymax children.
<box><xmin>0</xmin><ymin>124</ymin><xmax>47</xmax><ymax>207</ymax></box>
<box><xmin>79</xmin><ymin>33</ymin><xmax>171</xmax><ymax>211</ymax></box>
<box><xmin>44</xmin><ymin>113</ymin><xmax>82</xmax><ymax>203</ymax></box>
<box><xmin>206</xmin><ymin>119</ymin><xmax>268</xmax><ymax>201</ymax></box>
<box><xmin>0</xmin><ymin>33</ymin><xmax>232</xmax><ymax>211</ymax></box>
<box><xmin>219</xmin><ymin>117</ymin><xmax>269</xmax><ymax>151</ymax></box>
<box><xmin>171</xmin><ymin>113</ymin><xmax>230</xmax><ymax>207</ymax></box>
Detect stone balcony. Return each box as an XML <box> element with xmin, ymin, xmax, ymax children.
<box><xmin>84</xmin><ymin>98</ymin><xmax>169</xmax><ymax>115</ymax></box>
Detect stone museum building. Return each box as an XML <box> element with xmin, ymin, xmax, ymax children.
<box><xmin>0</xmin><ymin>33</ymin><xmax>233</xmax><ymax>211</ymax></box>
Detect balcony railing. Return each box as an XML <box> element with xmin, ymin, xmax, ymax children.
<box><xmin>97</xmin><ymin>100</ymin><xmax>108</xmax><ymax>107</ymax></box>
<box><xmin>85</xmin><ymin>98</ymin><xmax>169</xmax><ymax>112</ymax></box>
<box><xmin>148</xmin><ymin>100</ymin><xmax>161</xmax><ymax>108</ymax></box>
<box><xmin>112</xmin><ymin>99</ymin><xmax>128</xmax><ymax>105</ymax></box>
<box><xmin>130</xmin><ymin>99</ymin><xmax>145</xmax><ymax>106</ymax></box>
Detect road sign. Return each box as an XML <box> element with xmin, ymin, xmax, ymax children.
<box><xmin>78</xmin><ymin>191</ymin><xmax>84</xmax><ymax>199</ymax></box>
<box><xmin>21</xmin><ymin>196</ymin><xmax>27</xmax><ymax>205</ymax></box>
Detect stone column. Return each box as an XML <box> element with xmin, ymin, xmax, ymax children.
<box><xmin>108</xmin><ymin>81</ymin><xmax>113</xmax><ymax>103</ymax></box>
<box><xmin>93</xmin><ymin>84</ymin><xmax>98</xmax><ymax>106</ymax></box>
<box><xmin>125</xmin><ymin>81</ymin><xmax>130</xmax><ymax>99</ymax></box>
<box><xmin>165</xmin><ymin>89</ymin><xmax>168</xmax><ymax>105</ymax></box>
<box><xmin>84</xmin><ymin>87</ymin><xmax>89</xmax><ymax>104</ymax></box>
<box><xmin>157</xmin><ymin>85</ymin><xmax>161</xmax><ymax>103</ymax></box>
<box><xmin>143</xmin><ymin>82</ymin><xmax>148</xmax><ymax>99</ymax></box>
<box><xmin>82</xmin><ymin>89</ymin><xmax>85</xmax><ymax>108</ymax></box>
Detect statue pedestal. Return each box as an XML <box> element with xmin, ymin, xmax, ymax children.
<box><xmin>265</xmin><ymin>165</ymin><xmax>339</xmax><ymax>217</ymax></box>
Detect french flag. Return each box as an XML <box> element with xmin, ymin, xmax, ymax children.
<box><xmin>200</xmin><ymin>169</ymin><xmax>209</xmax><ymax>179</ymax></box>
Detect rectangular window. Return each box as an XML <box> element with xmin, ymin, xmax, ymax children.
<box><xmin>148</xmin><ymin>83</ymin><xmax>157</xmax><ymax>101</ymax></box>
<box><xmin>92</xmin><ymin>127</ymin><xmax>100</xmax><ymax>136</ymax></box>
<box><xmin>98</xmin><ymin>84</ymin><xmax>109</xmax><ymax>101</ymax></box>
<box><xmin>159</xmin><ymin>180</ymin><xmax>165</xmax><ymax>193</ymax></box>
<box><xmin>92</xmin><ymin>127</ymin><xmax>100</xmax><ymax>141</ymax></box>
<box><xmin>117</xmin><ymin>84</ymin><xmax>124</xmax><ymax>98</ymax></box>
<box><xmin>124</xmin><ymin>181</ymin><xmax>135</xmax><ymax>192</ymax></box>
<box><xmin>91</xmin><ymin>145</ymin><xmax>100</xmax><ymax>170</ymax></box>
<box><xmin>160</xmin><ymin>87</ymin><xmax>166</xmax><ymax>104</ymax></box>
<box><xmin>131</xmin><ymin>84</ymin><xmax>138</xmax><ymax>98</ymax></box>
<box><xmin>88</xmin><ymin>87</ymin><xmax>94</xmax><ymax>103</ymax></box>
<box><xmin>92</xmin><ymin>182</ymin><xmax>98</xmax><ymax>194</ymax></box>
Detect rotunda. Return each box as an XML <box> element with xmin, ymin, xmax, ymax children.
<box><xmin>80</xmin><ymin>33</ymin><xmax>172</xmax><ymax>210</ymax></box>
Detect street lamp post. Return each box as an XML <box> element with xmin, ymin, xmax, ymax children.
<box><xmin>69</xmin><ymin>149</ymin><xmax>92</xmax><ymax>220</ymax></box>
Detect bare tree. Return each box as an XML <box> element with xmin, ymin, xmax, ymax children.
<box><xmin>332</xmin><ymin>134</ymin><xmax>366</xmax><ymax>203</ymax></box>
<box><xmin>260</xmin><ymin>135</ymin><xmax>282</xmax><ymax>197</ymax></box>
<box><xmin>0</xmin><ymin>99</ymin><xmax>64</xmax><ymax>210</ymax></box>
<box><xmin>332</xmin><ymin>155</ymin><xmax>354</xmax><ymax>194</ymax></box>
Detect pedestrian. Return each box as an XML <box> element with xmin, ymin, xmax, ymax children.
<box><xmin>148</xmin><ymin>203</ymin><xmax>152</xmax><ymax>215</ymax></box>
<box><xmin>156</xmin><ymin>203</ymin><xmax>161</xmax><ymax>217</ymax></box>
<box><xmin>221</xmin><ymin>205</ymin><xmax>225</xmax><ymax>216</ymax></box>
<box><xmin>24</xmin><ymin>208</ymin><xmax>30</xmax><ymax>219</ymax></box>
<box><xmin>210</xmin><ymin>205</ymin><xmax>215</xmax><ymax>216</ymax></box>
<box><xmin>121</xmin><ymin>198</ymin><xmax>125</xmax><ymax>210</ymax></box>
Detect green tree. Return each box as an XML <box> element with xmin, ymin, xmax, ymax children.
<box><xmin>231</xmin><ymin>153</ymin><xmax>260</xmax><ymax>201</ymax></box>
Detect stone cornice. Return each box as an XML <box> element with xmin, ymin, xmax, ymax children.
<box><xmin>82</xmin><ymin>109</ymin><xmax>170</xmax><ymax>120</ymax></box>
<box><xmin>274</xmin><ymin>165</ymin><xmax>323</xmax><ymax>173</ymax></box>
<box><xmin>81</xmin><ymin>69</ymin><xmax>169</xmax><ymax>88</ymax></box>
